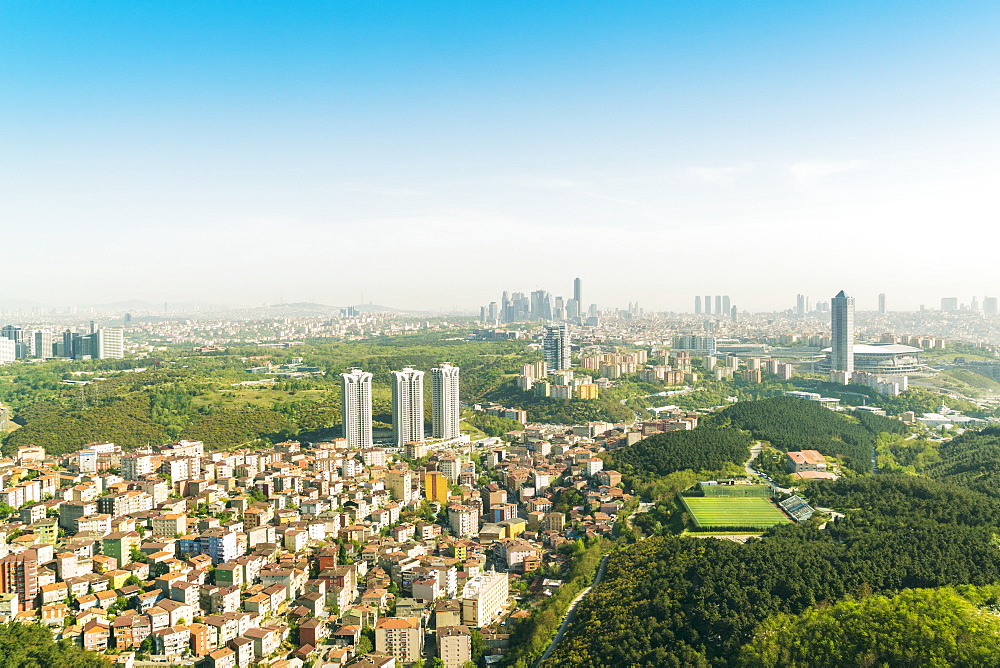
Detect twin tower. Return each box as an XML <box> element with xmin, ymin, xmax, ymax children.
<box><xmin>341</xmin><ymin>363</ymin><xmax>461</xmax><ymax>449</ymax></box>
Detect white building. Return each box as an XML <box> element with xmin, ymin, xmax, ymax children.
<box><xmin>391</xmin><ymin>367</ymin><xmax>425</xmax><ymax>447</ymax></box>
<box><xmin>460</xmin><ymin>570</ymin><xmax>509</xmax><ymax>627</ymax></box>
<box><xmin>0</xmin><ymin>338</ymin><xmax>15</xmax><ymax>365</ymax></box>
<box><xmin>96</xmin><ymin>328</ymin><xmax>125</xmax><ymax>359</ymax></box>
<box><xmin>341</xmin><ymin>368</ymin><xmax>374</xmax><ymax>449</ymax></box>
<box><xmin>432</xmin><ymin>363</ymin><xmax>461</xmax><ymax>439</ymax></box>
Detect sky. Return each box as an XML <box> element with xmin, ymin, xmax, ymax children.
<box><xmin>2</xmin><ymin>1</ymin><xmax>999</xmax><ymax>312</ymax></box>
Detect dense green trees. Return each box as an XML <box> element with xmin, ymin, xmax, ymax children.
<box><xmin>740</xmin><ymin>587</ymin><xmax>1000</xmax><ymax>667</ymax></box>
<box><xmin>705</xmin><ymin>396</ymin><xmax>905</xmax><ymax>471</ymax></box>
<box><xmin>610</xmin><ymin>428</ymin><xmax>752</xmax><ymax>479</ymax></box>
<box><xmin>0</xmin><ymin>622</ymin><xmax>109</xmax><ymax>667</ymax></box>
<box><xmin>544</xmin><ymin>475</ymin><xmax>1000</xmax><ymax>666</ymax></box>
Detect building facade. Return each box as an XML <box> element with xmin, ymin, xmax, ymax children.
<box><xmin>391</xmin><ymin>367</ymin><xmax>425</xmax><ymax>447</ymax></box>
<box><xmin>341</xmin><ymin>368</ymin><xmax>374</xmax><ymax>449</ymax></box>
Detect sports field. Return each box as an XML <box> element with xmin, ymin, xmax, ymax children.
<box><xmin>680</xmin><ymin>496</ymin><xmax>792</xmax><ymax>529</ymax></box>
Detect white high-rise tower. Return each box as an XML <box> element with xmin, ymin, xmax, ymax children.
<box><xmin>391</xmin><ymin>367</ymin><xmax>425</xmax><ymax>447</ymax></box>
<box><xmin>431</xmin><ymin>363</ymin><xmax>461</xmax><ymax>440</ymax></box>
<box><xmin>831</xmin><ymin>290</ymin><xmax>855</xmax><ymax>375</ymax></box>
<box><xmin>341</xmin><ymin>368</ymin><xmax>374</xmax><ymax>448</ymax></box>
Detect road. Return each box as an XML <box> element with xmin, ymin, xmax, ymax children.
<box><xmin>535</xmin><ymin>553</ymin><xmax>611</xmax><ymax>667</ymax></box>
<box><xmin>744</xmin><ymin>441</ymin><xmax>793</xmax><ymax>493</ymax></box>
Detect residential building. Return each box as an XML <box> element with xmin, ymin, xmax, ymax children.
<box><xmin>431</xmin><ymin>363</ymin><xmax>461</xmax><ymax>440</ymax></box>
<box><xmin>374</xmin><ymin>617</ymin><xmax>422</xmax><ymax>663</ymax></box>
<box><xmin>390</xmin><ymin>367</ymin><xmax>426</xmax><ymax>449</ymax></box>
<box><xmin>341</xmin><ymin>368</ymin><xmax>374</xmax><ymax>448</ymax></box>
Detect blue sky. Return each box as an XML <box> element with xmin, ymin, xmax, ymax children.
<box><xmin>2</xmin><ymin>2</ymin><xmax>999</xmax><ymax>311</ymax></box>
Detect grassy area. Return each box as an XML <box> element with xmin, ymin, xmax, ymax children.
<box><xmin>680</xmin><ymin>496</ymin><xmax>792</xmax><ymax>530</ymax></box>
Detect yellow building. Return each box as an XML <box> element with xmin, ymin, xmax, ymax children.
<box><xmin>423</xmin><ymin>471</ymin><xmax>450</xmax><ymax>504</ymax></box>
<box><xmin>575</xmin><ymin>384</ymin><xmax>599</xmax><ymax>400</ymax></box>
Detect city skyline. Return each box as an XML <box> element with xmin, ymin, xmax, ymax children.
<box><xmin>3</xmin><ymin>3</ymin><xmax>999</xmax><ymax>310</ymax></box>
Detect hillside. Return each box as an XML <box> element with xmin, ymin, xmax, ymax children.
<box><xmin>542</xmin><ymin>475</ymin><xmax>1000</xmax><ymax>667</ymax></box>
<box><xmin>740</xmin><ymin>587</ymin><xmax>1000</xmax><ymax>667</ymax></box>
<box><xmin>704</xmin><ymin>396</ymin><xmax>906</xmax><ymax>471</ymax></box>
<box><xmin>609</xmin><ymin>427</ymin><xmax>753</xmax><ymax>478</ymax></box>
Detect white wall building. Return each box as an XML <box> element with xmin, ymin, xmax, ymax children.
<box><xmin>341</xmin><ymin>368</ymin><xmax>374</xmax><ymax>449</ymax></box>
<box><xmin>391</xmin><ymin>367</ymin><xmax>425</xmax><ymax>447</ymax></box>
<box><xmin>432</xmin><ymin>363</ymin><xmax>461</xmax><ymax>439</ymax></box>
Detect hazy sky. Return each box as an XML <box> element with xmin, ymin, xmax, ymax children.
<box><xmin>3</xmin><ymin>2</ymin><xmax>999</xmax><ymax>312</ymax></box>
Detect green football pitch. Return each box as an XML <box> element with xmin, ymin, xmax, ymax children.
<box><xmin>681</xmin><ymin>496</ymin><xmax>792</xmax><ymax>529</ymax></box>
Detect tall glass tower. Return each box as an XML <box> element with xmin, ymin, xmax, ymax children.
<box><xmin>831</xmin><ymin>290</ymin><xmax>855</xmax><ymax>374</ymax></box>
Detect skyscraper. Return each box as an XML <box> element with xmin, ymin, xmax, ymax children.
<box><xmin>573</xmin><ymin>277</ymin><xmax>582</xmax><ymax>308</ymax></box>
<box><xmin>714</xmin><ymin>295</ymin><xmax>722</xmax><ymax>315</ymax></box>
<box><xmin>341</xmin><ymin>368</ymin><xmax>373</xmax><ymax>448</ymax></box>
<box><xmin>543</xmin><ymin>324</ymin><xmax>571</xmax><ymax>371</ymax></box>
<box><xmin>722</xmin><ymin>295</ymin><xmax>730</xmax><ymax>316</ymax></box>
<box><xmin>391</xmin><ymin>367</ymin><xmax>425</xmax><ymax>447</ymax></box>
<box><xmin>694</xmin><ymin>296</ymin><xmax>702</xmax><ymax>315</ymax></box>
<box><xmin>795</xmin><ymin>294</ymin><xmax>806</xmax><ymax>316</ymax></box>
<box><xmin>831</xmin><ymin>290</ymin><xmax>855</xmax><ymax>374</ymax></box>
<box><xmin>941</xmin><ymin>297</ymin><xmax>958</xmax><ymax>312</ymax></box>
<box><xmin>984</xmin><ymin>297</ymin><xmax>998</xmax><ymax>316</ymax></box>
<box><xmin>431</xmin><ymin>363</ymin><xmax>461</xmax><ymax>440</ymax></box>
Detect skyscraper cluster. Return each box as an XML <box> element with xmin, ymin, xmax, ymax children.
<box><xmin>694</xmin><ymin>295</ymin><xmax>736</xmax><ymax>320</ymax></box>
<box><xmin>341</xmin><ymin>363</ymin><xmax>461</xmax><ymax>448</ymax></box>
<box><xmin>482</xmin><ymin>278</ymin><xmax>591</xmax><ymax>324</ymax></box>
<box><xmin>0</xmin><ymin>324</ymin><xmax>124</xmax><ymax>360</ymax></box>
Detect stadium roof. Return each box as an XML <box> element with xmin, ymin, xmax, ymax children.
<box><xmin>821</xmin><ymin>344</ymin><xmax>921</xmax><ymax>354</ymax></box>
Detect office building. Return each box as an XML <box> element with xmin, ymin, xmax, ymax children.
<box><xmin>704</xmin><ymin>295</ymin><xmax>712</xmax><ymax>315</ymax></box>
<box><xmin>941</xmin><ymin>297</ymin><xmax>958</xmax><ymax>312</ymax></box>
<box><xmin>722</xmin><ymin>295</ymin><xmax>730</xmax><ymax>315</ymax></box>
<box><xmin>32</xmin><ymin>331</ymin><xmax>53</xmax><ymax>359</ymax></box>
<box><xmin>0</xmin><ymin>326</ymin><xmax>26</xmax><ymax>359</ymax></box>
<box><xmin>0</xmin><ymin>339</ymin><xmax>14</xmax><ymax>365</ymax></box>
<box><xmin>985</xmin><ymin>297</ymin><xmax>998</xmax><ymax>316</ymax></box>
<box><xmin>391</xmin><ymin>367</ymin><xmax>425</xmax><ymax>447</ymax></box>
<box><xmin>573</xmin><ymin>277</ymin><xmax>582</xmax><ymax>308</ymax></box>
<box><xmin>431</xmin><ymin>363</ymin><xmax>461</xmax><ymax>440</ymax></box>
<box><xmin>341</xmin><ymin>368</ymin><xmax>374</xmax><ymax>449</ymax></box>
<box><xmin>831</xmin><ymin>290</ymin><xmax>855</xmax><ymax>376</ymax></box>
<box><xmin>543</xmin><ymin>324</ymin><xmax>571</xmax><ymax>371</ymax></box>
<box><xmin>694</xmin><ymin>296</ymin><xmax>702</xmax><ymax>314</ymax></box>
<box><xmin>714</xmin><ymin>295</ymin><xmax>722</xmax><ymax>315</ymax></box>
<box><xmin>878</xmin><ymin>293</ymin><xmax>886</xmax><ymax>314</ymax></box>
<box><xmin>96</xmin><ymin>328</ymin><xmax>125</xmax><ymax>359</ymax></box>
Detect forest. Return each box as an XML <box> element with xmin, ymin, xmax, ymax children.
<box><xmin>609</xmin><ymin>428</ymin><xmax>753</xmax><ymax>479</ymax></box>
<box><xmin>0</xmin><ymin>621</ymin><xmax>109</xmax><ymax>667</ymax></box>
<box><xmin>740</xmin><ymin>586</ymin><xmax>1000</xmax><ymax>667</ymax></box>
<box><xmin>704</xmin><ymin>396</ymin><xmax>906</xmax><ymax>471</ymax></box>
<box><xmin>543</xmin><ymin>475</ymin><xmax>1000</xmax><ymax>667</ymax></box>
<box><xmin>0</xmin><ymin>333</ymin><xmax>539</xmax><ymax>455</ymax></box>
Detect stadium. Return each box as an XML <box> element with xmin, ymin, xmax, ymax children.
<box><xmin>815</xmin><ymin>343</ymin><xmax>924</xmax><ymax>374</ymax></box>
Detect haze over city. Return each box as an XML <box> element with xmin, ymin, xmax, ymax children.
<box><xmin>3</xmin><ymin>2</ymin><xmax>999</xmax><ymax>311</ymax></box>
